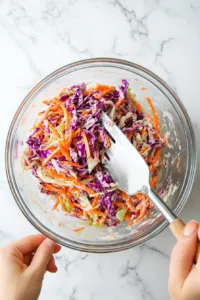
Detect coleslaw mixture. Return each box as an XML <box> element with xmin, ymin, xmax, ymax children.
<box><xmin>23</xmin><ymin>80</ymin><xmax>165</xmax><ymax>227</ymax></box>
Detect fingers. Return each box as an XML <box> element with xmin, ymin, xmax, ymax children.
<box><xmin>24</xmin><ymin>253</ymin><xmax>58</xmax><ymax>273</ymax></box>
<box><xmin>24</xmin><ymin>253</ymin><xmax>34</xmax><ymax>266</ymax></box>
<box><xmin>29</xmin><ymin>239</ymin><xmax>57</xmax><ymax>280</ymax></box>
<box><xmin>53</xmin><ymin>244</ymin><xmax>62</xmax><ymax>254</ymax></box>
<box><xmin>14</xmin><ymin>235</ymin><xmax>46</xmax><ymax>254</ymax></box>
<box><xmin>197</xmin><ymin>226</ymin><xmax>200</xmax><ymax>241</ymax></box>
<box><xmin>12</xmin><ymin>234</ymin><xmax>61</xmax><ymax>275</ymax></box>
<box><xmin>196</xmin><ymin>226</ymin><xmax>200</xmax><ymax>265</ymax></box>
<box><xmin>21</xmin><ymin>236</ymin><xmax>61</xmax><ymax>272</ymax></box>
<box><xmin>13</xmin><ymin>234</ymin><xmax>61</xmax><ymax>255</ymax></box>
<box><xmin>47</xmin><ymin>256</ymin><xmax>57</xmax><ymax>273</ymax></box>
<box><xmin>169</xmin><ymin>220</ymin><xmax>198</xmax><ymax>290</ymax></box>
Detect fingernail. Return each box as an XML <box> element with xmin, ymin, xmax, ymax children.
<box><xmin>183</xmin><ymin>220</ymin><xmax>198</xmax><ymax>236</ymax></box>
<box><xmin>56</xmin><ymin>244</ymin><xmax>61</xmax><ymax>251</ymax></box>
<box><xmin>54</xmin><ymin>265</ymin><xmax>58</xmax><ymax>272</ymax></box>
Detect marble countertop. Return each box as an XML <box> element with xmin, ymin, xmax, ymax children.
<box><xmin>0</xmin><ymin>0</ymin><xmax>199</xmax><ymax>299</ymax></box>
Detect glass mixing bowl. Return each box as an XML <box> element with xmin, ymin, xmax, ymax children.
<box><xmin>6</xmin><ymin>58</ymin><xmax>196</xmax><ymax>252</ymax></box>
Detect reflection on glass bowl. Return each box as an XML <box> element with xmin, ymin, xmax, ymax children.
<box><xmin>6</xmin><ymin>58</ymin><xmax>196</xmax><ymax>252</ymax></box>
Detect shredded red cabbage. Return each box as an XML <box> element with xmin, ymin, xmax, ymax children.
<box><xmin>23</xmin><ymin>80</ymin><xmax>165</xmax><ymax>228</ymax></box>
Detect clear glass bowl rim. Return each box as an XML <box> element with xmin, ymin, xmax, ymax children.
<box><xmin>5</xmin><ymin>58</ymin><xmax>197</xmax><ymax>253</ymax></box>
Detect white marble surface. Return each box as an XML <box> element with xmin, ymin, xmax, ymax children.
<box><xmin>0</xmin><ymin>0</ymin><xmax>200</xmax><ymax>299</ymax></box>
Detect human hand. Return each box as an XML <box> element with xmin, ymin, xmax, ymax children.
<box><xmin>0</xmin><ymin>234</ymin><xmax>61</xmax><ymax>300</ymax></box>
<box><xmin>169</xmin><ymin>220</ymin><xmax>200</xmax><ymax>300</ymax></box>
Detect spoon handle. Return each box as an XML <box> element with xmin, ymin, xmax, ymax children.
<box><xmin>148</xmin><ymin>188</ymin><xmax>176</xmax><ymax>223</ymax></box>
<box><xmin>169</xmin><ymin>218</ymin><xmax>185</xmax><ymax>238</ymax></box>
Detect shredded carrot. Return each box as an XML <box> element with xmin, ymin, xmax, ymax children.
<box><xmin>74</xmin><ymin>128</ymin><xmax>81</xmax><ymax>136</ymax></box>
<box><xmin>43</xmin><ymin>99</ymin><xmax>52</xmax><ymax>105</ymax></box>
<box><xmin>69</xmin><ymin>187</ymin><xmax>81</xmax><ymax>198</ymax></box>
<box><xmin>73</xmin><ymin>227</ymin><xmax>85</xmax><ymax>232</ymax></box>
<box><xmin>150</xmin><ymin>149</ymin><xmax>161</xmax><ymax>165</ymax></box>
<box><xmin>60</xmin><ymin>147</ymin><xmax>72</xmax><ymax>161</ymax></box>
<box><xmin>43</xmin><ymin>168</ymin><xmax>73</xmax><ymax>180</ymax></box>
<box><xmin>128</xmin><ymin>95</ymin><xmax>143</xmax><ymax>114</ymax></box>
<box><xmin>128</xmin><ymin>132</ymin><xmax>133</xmax><ymax>140</ymax></box>
<box><xmin>146</xmin><ymin>97</ymin><xmax>157</xmax><ymax>116</ymax></box>
<box><xmin>83</xmin><ymin>90</ymin><xmax>91</xmax><ymax>97</ymax></box>
<box><xmin>140</xmin><ymin>145</ymin><xmax>148</xmax><ymax>155</ymax></box>
<box><xmin>105</xmin><ymin>134</ymin><xmax>111</xmax><ymax>148</ymax></box>
<box><xmin>53</xmin><ymin>198</ymin><xmax>61</xmax><ymax>210</ymax></box>
<box><xmin>149</xmin><ymin>165</ymin><xmax>156</xmax><ymax>173</ymax></box>
<box><xmin>115</xmin><ymin>97</ymin><xmax>124</xmax><ymax>108</ymax></box>
<box><xmin>146</xmin><ymin>97</ymin><xmax>165</xmax><ymax>144</ymax></box>
<box><xmin>43</xmin><ymin>184</ymin><xmax>65</xmax><ymax>194</ymax></box>
<box><xmin>95</xmin><ymin>86</ymin><xmax>116</xmax><ymax>100</ymax></box>
<box><xmin>146</xmin><ymin>112</ymin><xmax>151</xmax><ymax>118</ymax></box>
<box><xmin>124</xmin><ymin>211</ymin><xmax>133</xmax><ymax>221</ymax></box>
<box><xmin>81</xmin><ymin>111</ymin><xmax>89</xmax><ymax>116</ymax></box>
<box><xmin>58</xmin><ymin>139</ymin><xmax>72</xmax><ymax>161</ymax></box>
<box><xmin>48</xmin><ymin>122</ymin><xmax>60</xmax><ymax>138</ymax></box>
<box><xmin>114</xmin><ymin>201</ymin><xmax>127</xmax><ymax>209</ymax></box>
<box><xmin>42</xmin><ymin>148</ymin><xmax>60</xmax><ymax>167</ymax></box>
<box><xmin>50</xmin><ymin>106</ymin><xmax>62</xmax><ymax>113</ymax></box>
<box><xmin>135</xmin><ymin>193</ymin><xmax>146</xmax><ymax>200</ymax></box>
<box><xmin>95</xmin><ymin>84</ymin><xmax>115</xmax><ymax>92</ymax></box>
<box><xmin>84</xmin><ymin>85</ymin><xmax>115</xmax><ymax>97</ymax></box>
<box><xmin>118</xmin><ymin>110</ymin><xmax>123</xmax><ymax>116</ymax></box>
<box><xmin>133</xmin><ymin>100</ymin><xmax>142</xmax><ymax>114</ymax></box>
<box><xmin>128</xmin><ymin>203</ymin><xmax>147</xmax><ymax>226</ymax></box>
<box><xmin>141</xmin><ymin>128</ymin><xmax>146</xmax><ymax>137</ymax></box>
<box><xmin>66</xmin><ymin>130</ymin><xmax>74</xmax><ymax>148</ymax></box>
<box><xmin>140</xmin><ymin>86</ymin><xmax>147</xmax><ymax>91</ymax></box>
<box><xmin>73</xmin><ymin>180</ymin><xmax>95</xmax><ymax>195</ymax></box>
<box><xmin>37</xmin><ymin>123</ymin><xmax>43</xmax><ymax>130</ymax></box>
<box><xmin>61</xmin><ymin>193</ymin><xmax>83</xmax><ymax>211</ymax></box>
<box><xmin>99</xmin><ymin>213</ymin><xmax>107</xmax><ymax>225</ymax></box>
<box><xmin>66</xmin><ymin>195</ymin><xmax>76</xmax><ymax>209</ymax></box>
<box><xmin>101</xmin><ymin>87</ymin><xmax>115</xmax><ymax>95</ymax></box>
<box><xmin>150</xmin><ymin>176</ymin><xmax>157</xmax><ymax>189</ymax></box>
<box><xmin>81</xmin><ymin>130</ymin><xmax>91</xmax><ymax>158</ymax></box>
<box><xmin>24</xmin><ymin>80</ymin><xmax>165</xmax><ymax>229</ymax></box>
<box><xmin>120</xmin><ymin>191</ymin><xmax>137</xmax><ymax>213</ymax></box>
<box><xmin>33</xmin><ymin>129</ymin><xmax>43</xmax><ymax>137</ymax></box>
<box><xmin>60</xmin><ymin>161</ymin><xmax>83</xmax><ymax>168</ymax></box>
<box><xmin>176</xmin><ymin>158</ymin><xmax>180</xmax><ymax>169</ymax></box>
<box><xmin>37</xmin><ymin>102</ymin><xmax>54</xmax><ymax>125</ymax></box>
<box><xmin>71</xmin><ymin>210</ymin><xmax>83</xmax><ymax>217</ymax></box>
<box><xmin>57</xmin><ymin>99</ymin><xmax>71</xmax><ymax>131</ymax></box>
<box><xmin>44</xmin><ymin>145</ymin><xmax>57</xmax><ymax>151</ymax></box>
<box><xmin>88</xmin><ymin>209</ymin><xmax>106</xmax><ymax>217</ymax></box>
<box><xmin>92</xmin><ymin>196</ymin><xmax>99</xmax><ymax>207</ymax></box>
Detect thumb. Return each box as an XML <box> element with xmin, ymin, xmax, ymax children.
<box><xmin>28</xmin><ymin>238</ymin><xmax>56</xmax><ymax>281</ymax></box>
<box><xmin>169</xmin><ymin>220</ymin><xmax>198</xmax><ymax>290</ymax></box>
